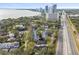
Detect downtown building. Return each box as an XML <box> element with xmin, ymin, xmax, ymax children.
<box><xmin>45</xmin><ymin>4</ymin><xmax>58</xmax><ymax>21</ymax></box>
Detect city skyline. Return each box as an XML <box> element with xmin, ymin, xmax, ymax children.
<box><xmin>0</xmin><ymin>3</ymin><xmax>79</xmax><ymax>9</ymax></box>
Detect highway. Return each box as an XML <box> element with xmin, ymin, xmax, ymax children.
<box><xmin>56</xmin><ymin>27</ymin><xmax>63</xmax><ymax>55</ymax></box>
<box><xmin>56</xmin><ymin>11</ymin><xmax>64</xmax><ymax>55</ymax></box>
<box><xmin>56</xmin><ymin>11</ymin><xmax>78</xmax><ymax>55</ymax></box>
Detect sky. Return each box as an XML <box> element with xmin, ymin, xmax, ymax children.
<box><xmin>0</xmin><ymin>3</ymin><xmax>79</xmax><ymax>9</ymax></box>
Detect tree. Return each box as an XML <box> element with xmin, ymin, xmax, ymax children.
<box><xmin>26</xmin><ymin>41</ymin><xmax>35</xmax><ymax>54</ymax></box>
<box><xmin>0</xmin><ymin>36</ymin><xmax>7</xmax><ymax>43</ymax></box>
<box><xmin>46</xmin><ymin>36</ymin><xmax>51</xmax><ymax>45</ymax></box>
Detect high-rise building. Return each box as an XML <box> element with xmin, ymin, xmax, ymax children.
<box><xmin>40</xmin><ymin>8</ymin><xmax>43</xmax><ymax>12</ymax></box>
<box><xmin>45</xmin><ymin>5</ymin><xmax>48</xmax><ymax>13</ymax></box>
<box><xmin>40</xmin><ymin>8</ymin><xmax>45</xmax><ymax>18</ymax></box>
<box><xmin>52</xmin><ymin>4</ymin><xmax>57</xmax><ymax>13</ymax></box>
<box><xmin>45</xmin><ymin>4</ymin><xmax>57</xmax><ymax>21</ymax></box>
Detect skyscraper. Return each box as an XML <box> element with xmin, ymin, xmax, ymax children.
<box><xmin>52</xmin><ymin>4</ymin><xmax>57</xmax><ymax>13</ymax></box>
<box><xmin>40</xmin><ymin>8</ymin><xmax>45</xmax><ymax>18</ymax></box>
<box><xmin>45</xmin><ymin>5</ymin><xmax>48</xmax><ymax>13</ymax></box>
<box><xmin>45</xmin><ymin>4</ymin><xmax>57</xmax><ymax>21</ymax></box>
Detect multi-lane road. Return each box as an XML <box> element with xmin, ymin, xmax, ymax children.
<box><xmin>56</xmin><ymin>11</ymin><xmax>78</xmax><ymax>55</ymax></box>
<box><xmin>56</xmin><ymin>27</ymin><xmax>63</xmax><ymax>55</ymax></box>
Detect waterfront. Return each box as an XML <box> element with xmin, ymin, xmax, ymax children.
<box><xmin>0</xmin><ymin>9</ymin><xmax>41</xmax><ymax>20</ymax></box>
